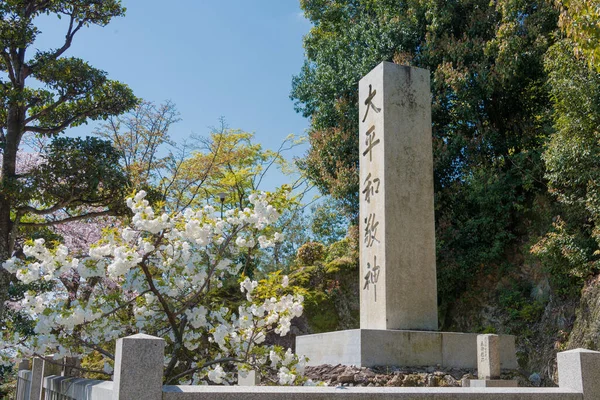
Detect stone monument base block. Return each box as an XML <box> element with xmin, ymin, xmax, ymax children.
<box><xmin>295</xmin><ymin>329</ymin><xmax>518</xmax><ymax>369</ymax></box>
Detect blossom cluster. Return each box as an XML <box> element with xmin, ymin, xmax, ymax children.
<box><xmin>2</xmin><ymin>190</ymin><xmax>310</xmax><ymax>385</ymax></box>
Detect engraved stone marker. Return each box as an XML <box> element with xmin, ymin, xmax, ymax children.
<box><xmin>359</xmin><ymin>62</ymin><xmax>438</xmax><ymax>330</ymax></box>
<box><xmin>295</xmin><ymin>62</ymin><xmax>518</xmax><ymax>370</ymax></box>
<box><xmin>478</xmin><ymin>334</ymin><xmax>500</xmax><ymax>380</ymax></box>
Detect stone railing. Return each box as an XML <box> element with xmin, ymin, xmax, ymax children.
<box><xmin>14</xmin><ymin>333</ymin><xmax>600</xmax><ymax>400</ymax></box>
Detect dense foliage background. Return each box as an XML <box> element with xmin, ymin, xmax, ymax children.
<box><xmin>287</xmin><ymin>0</ymin><xmax>600</xmax><ymax>382</ymax></box>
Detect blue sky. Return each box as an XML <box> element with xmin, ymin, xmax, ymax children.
<box><xmin>33</xmin><ymin>1</ymin><xmax>312</xmax><ymax>191</ymax></box>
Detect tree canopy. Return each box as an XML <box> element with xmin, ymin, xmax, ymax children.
<box><xmin>291</xmin><ymin>0</ymin><xmax>560</xmax><ymax>313</ymax></box>
<box><xmin>0</xmin><ymin>0</ymin><xmax>137</xmax><ymax>318</ymax></box>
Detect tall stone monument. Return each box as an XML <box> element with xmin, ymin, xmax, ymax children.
<box><xmin>296</xmin><ymin>62</ymin><xmax>518</xmax><ymax>370</ymax></box>
<box><xmin>359</xmin><ymin>62</ymin><xmax>437</xmax><ymax>331</ymax></box>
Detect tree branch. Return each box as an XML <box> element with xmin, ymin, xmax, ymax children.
<box><xmin>34</xmin><ymin>354</ymin><xmax>111</xmax><ymax>376</ymax></box>
<box><xmin>165</xmin><ymin>357</ymin><xmax>243</xmax><ymax>384</ymax></box>
<box><xmin>31</xmin><ymin>14</ymin><xmax>86</xmax><ymax>69</ymax></box>
<box><xmin>18</xmin><ymin>210</ymin><xmax>113</xmax><ymax>228</ymax></box>
<box><xmin>24</xmin><ymin>95</ymin><xmax>69</xmax><ymax>124</ymax></box>
<box><xmin>1</xmin><ymin>51</ymin><xmax>16</xmax><ymax>84</ymax></box>
<box><xmin>24</xmin><ymin>114</ymin><xmax>82</xmax><ymax>135</ymax></box>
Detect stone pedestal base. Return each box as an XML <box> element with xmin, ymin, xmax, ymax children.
<box><xmin>295</xmin><ymin>329</ymin><xmax>518</xmax><ymax>369</ymax></box>
<box><xmin>463</xmin><ymin>379</ymin><xmax>519</xmax><ymax>387</ymax></box>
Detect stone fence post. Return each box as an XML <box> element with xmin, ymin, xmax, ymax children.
<box><xmin>28</xmin><ymin>356</ymin><xmax>61</xmax><ymax>400</ymax></box>
<box><xmin>558</xmin><ymin>348</ymin><xmax>600</xmax><ymax>400</ymax></box>
<box><xmin>18</xmin><ymin>359</ymin><xmax>29</xmax><ymax>371</ymax></box>
<box><xmin>112</xmin><ymin>333</ymin><xmax>165</xmax><ymax>400</ymax></box>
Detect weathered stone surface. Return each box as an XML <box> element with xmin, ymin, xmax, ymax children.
<box><xmin>558</xmin><ymin>348</ymin><xmax>600</xmax><ymax>400</ymax></box>
<box><xmin>238</xmin><ymin>370</ymin><xmax>260</xmax><ymax>386</ymax></box>
<box><xmin>464</xmin><ymin>379</ymin><xmax>518</xmax><ymax>387</ymax></box>
<box><xmin>112</xmin><ymin>333</ymin><xmax>164</xmax><ymax>400</ymax></box>
<box><xmin>17</xmin><ymin>370</ymin><xmax>32</xmax><ymax>400</ymax></box>
<box><xmin>29</xmin><ymin>357</ymin><xmax>43</xmax><ymax>400</ymax></box>
<box><xmin>161</xmin><ymin>386</ymin><xmax>582</xmax><ymax>400</ymax></box>
<box><xmin>478</xmin><ymin>334</ymin><xmax>501</xmax><ymax>379</ymax></box>
<box><xmin>18</xmin><ymin>359</ymin><xmax>29</xmax><ymax>371</ymax></box>
<box><xmin>296</xmin><ymin>329</ymin><xmax>518</xmax><ymax>369</ymax></box>
<box><xmin>359</xmin><ymin>62</ymin><xmax>437</xmax><ymax>331</ymax></box>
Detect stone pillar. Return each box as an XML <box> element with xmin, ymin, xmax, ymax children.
<box><xmin>477</xmin><ymin>334</ymin><xmax>500</xmax><ymax>379</ymax></box>
<box><xmin>18</xmin><ymin>359</ymin><xmax>29</xmax><ymax>371</ymax></box>
<box><xmin>558</xmin><ymin>348</ymin><xmax>600</xmax><ymax>400</ymax></box>
<box><xmin>112</xmin><ymin>333</ymin><xmax>165</xmax><ymax>400</ymax></box>
<box><xmin>359</xmin><ymin>62</ymin><xmax>438</xmax><ymax>330</ymax></box>
<box><xmin>62</xmin><ymin>356</ymin><xmax>81</xmax><ymax>377</ymax></box>
<box><xmin>28</xmin><ymin>357</ymin><xmax>43</xmax><ymax>400</ymax></box>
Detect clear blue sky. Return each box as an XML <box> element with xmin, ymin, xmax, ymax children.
<box><xmin>33</xmin><ymin>1</ymin><xmax>312</xmax><ymax>191</ymax></box>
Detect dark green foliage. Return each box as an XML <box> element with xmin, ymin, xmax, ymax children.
<box><xmin>292</xmin><ymin>0</ymin><xmax>559</xmax><ymax>314</ymax></box>
<box><xmin>498</xmin><ymin>280</ymin><xmax>545</xmax><ymax>336</ymax></box>
<box><xmin>528</xmin><ymin>39</ymin><xmax>600</xmax><ymax>294</ymax></box>
<box><xmin>0</xmin><ymin>0</ymin><xmax>136</xmax><ymax>262</ymax></box>
<box><xmin>22</xmin><ymin>137</ymin><xmax>128</xmax><ymax>210</ymax></box>
<box><xmin>0</xmin><ymin>1</ymin><xmax>136</xmax><ymax>367</ymax></box>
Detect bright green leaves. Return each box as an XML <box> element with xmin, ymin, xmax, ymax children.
<box><xmin>557</xmin><ymin>0</ymin><xmax>600</xmax><ymax>72</ymax></box>
<box><xmin>531</xmin><ymin>39</ymin><xmax>600</xmax><ymax>285</ymax></box>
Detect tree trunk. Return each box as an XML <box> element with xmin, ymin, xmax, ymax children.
<box><xmin>0</xmin><ymin>105</ymin><xmax>25</xmax><ymax>318</ymax></box>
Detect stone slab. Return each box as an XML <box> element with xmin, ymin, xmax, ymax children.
<box><xmin>359</xmin><ymin>62</ymin><xmax>438</xmax><ymax>331</ymax></box>
<box><xmin>296</xmin><ymin>329</ymin><xmax>518</xmax><ymax>369</ymax></box>
<box><xmin>162</xmin><ymin>385</ymin><xmax>581</xmax><ymax>400</ymax></box>
<box><xmin>464</xmin><ymin>379</ymin><xmax>519</xmax><ymax>388</ymax></box>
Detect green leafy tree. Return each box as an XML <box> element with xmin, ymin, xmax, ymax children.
<box><xmin>291</xmin><ymin>0</ymin><xmax>558</xmax><ymax>314</ymax></box>
<box><xmin>556</xmin><ymin>0</ymin><xmax>600</xmax><ymax>71</ymax></box>
<box><xmin>0</xmin><ymin>1</ymin><xmax>137</xmax><ymax>318</ymax></box>
<box><xmin>531</xmin><ymin>39</ymin><xmax>600</xmax><ymax>293</ymax></box>
<box><xmin>310</xmin><ymin>198</ymin><xmax>347</xmax><ymax>246</ymax></box>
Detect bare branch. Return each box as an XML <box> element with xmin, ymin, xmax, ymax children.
<box><xmin>18</xmin><ymin>210</ymin><xmax>113</xmax><ymax>227</ymax></box>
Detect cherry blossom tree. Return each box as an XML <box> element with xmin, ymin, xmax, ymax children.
<box><xmin>2</xmin><ymin>190</ymin><xmax>312</xmax><ymax>385</ymax></box>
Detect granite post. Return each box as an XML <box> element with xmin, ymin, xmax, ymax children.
<box><xmin>558</xmin><ymin>348</ymin><xmax>600</xmax><ymax>400</ymax></box>
<box><xmin>112</xmin><ymin>333</ymin><xmax>165</xmax><ymax>400</ymax></box>
<box><xmin>359</xmin><ymin>62</ymin><xmax>437</xmax><ymax>330</ymax></box>
<box><xmin>463</xmin><ymin>334</ymin><xmax>517</xmax><ymax>387</ymax></box>
<box><xmin>478</xmin><ymin>334</ymin><xmax>500</xmax><ymax>379</ymax></box>
<box><xmin>18</xmin><ymin>359</ymin><xmax>29</xmax><ymax>371</ymax></box>
<box><xmin>28</xmin><ymin>357</ymin><xmax>43</xmax><ymax>400</ymax></box>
